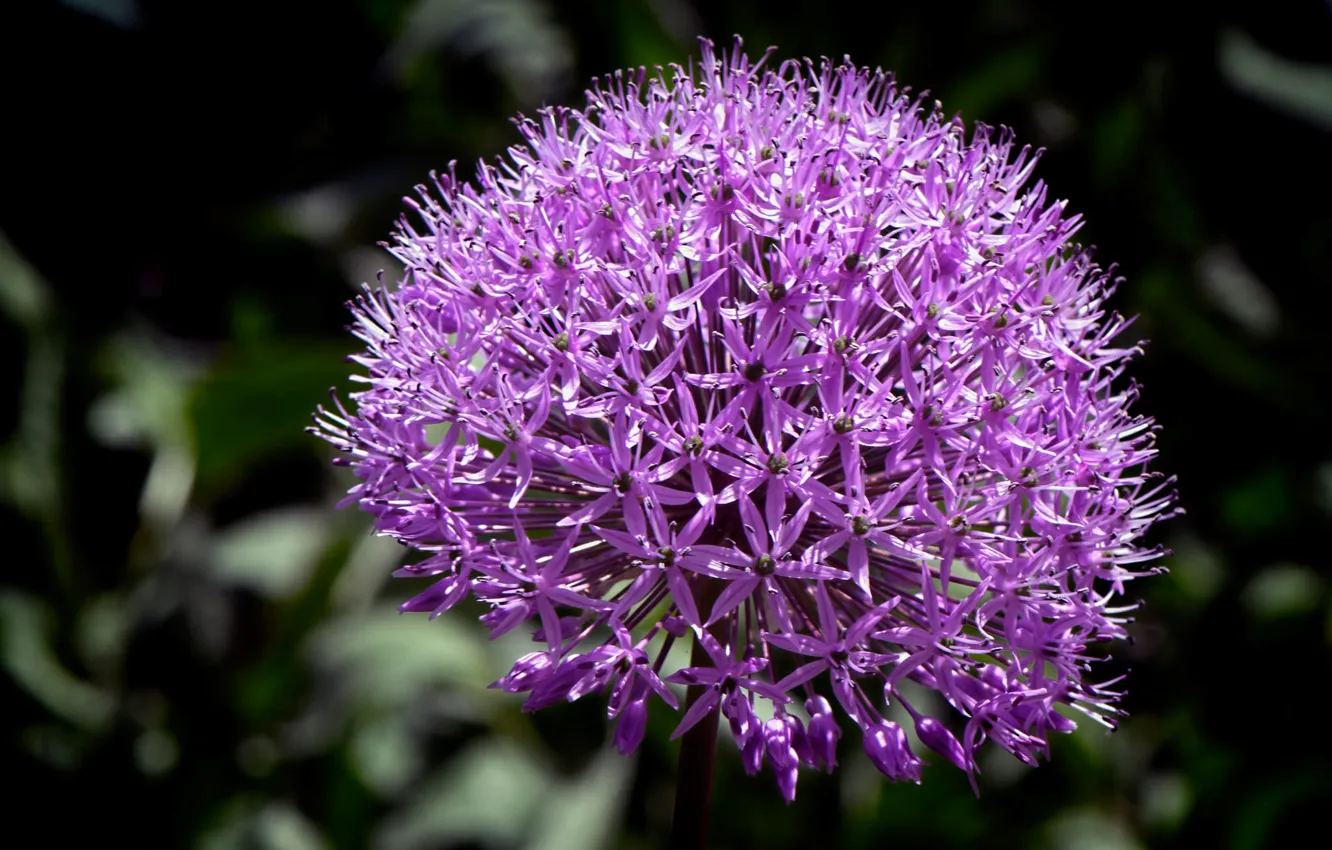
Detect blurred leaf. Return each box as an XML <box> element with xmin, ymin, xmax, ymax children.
<box><xmin>90</xmin><ymin>333</ymin><xmax>199</xmax><ymax>451</ymax></box>
<box><xmin>0</xmin><ymin>231</ymin><xmax>50</xmax><ymax>326</ymax></box>
<box><xmin>75</xmin><ymin>592</ymin><xmax>130</xmax><ymax>676</ymax></box>
<box><xmin>1092</xmin><ymin>96</ymin><xmax>1142</xmax><ymax>186</ymax></box>
<box><xmin>525</xmin><ymin>746</ymin><xmax>633</xmax><ymax>850</ymax></box>
<box><xmin>88</xmin><ymin>332</ymin><xmax>202</xmax><ymax>528</ymax></box>
<box><xmin>945</xmin><ymin>44</ymin><xmax>1043</xmax><ymax>121</ymax></box>
<box><xmin>199</xmin><ymin>799</ymin><xmax>331</xmax><ymax>850</ymax></box>
<box><xmin>236</xmin><ymin>735</ymin><xmax>279</xmax><ymax>778</ymax></box>
<box><xmin>977</xmin><ymin>745</ymin><xmax>1036</xmax><ymax>789</ymax></box>
<box><xmin>611</xmin><ymin>0</ymin><xmax>687</xmax><ymax>68</ymax></box>
<box><xmin>1316</xmin><ymin>461</ymin><xmax>1332</xmax><ymax>516</ymax></box>
<box><xmin>0</xmin><ymin>592</ymin><xmax>115</xmax><ymax>731</ymax></box>
<box><xmin>841</xmin><ymin>753</ymin><xmax>885</xmax><ymax>816</ymax></box>
<box><xmin>1164</xmin><ymin>532</ymin><xmax>1225</xmax><ymax>604</ymax></box>
<box><xmin>0</xmin><ymin>234</ymin><xmax>62</xmax><ymax>550</ymax></box>
<box><xmin>350</xmin><ymin>715</ymin><xmax>424</xmax><ymax>798</ymax></box>
<box><xmin>1138</xmin><ymin>772</ymin><xmax>1191</xmax><ymax>832</ymax></box>
<box><xmin>1219</xmin><ymin>29</ymin><xmax>1332</xmax><ymax>132</ymax></box>
<box><xmin>0</xmin><ymin>323</ymin><xmax>62</xmax><ymax>517</ymax></box>
<box><xmin>343</xmin><ymin>246</ymin><xmax>406</xmax><ymax>291</ymax></box>
<box><xmin>1195</xmin><ymin>245</ymin><xmax>1279</xmax><ymax>338</ymax></box>
<box><xmin>1242</xmin><ymin>564</ymin><xmax>1322</xmax><ymax>619</ymax></box>
<box><xmin>1030</xmin><ymin>99</ymin><xmax>1078</xmax><ymax>147</ymax></box>
<box><xmin>376</xmin><ymin>737</ymin><xmax>551</xmax><ymax>850</ymax></box>
<box><xmin>275</xmin><ymin>185</ymin><xmax>358</xmax><ymax>247</ymax></box>
<box><xmin>1227</xmin><ymin>771</ymin><xmax>1327</xmax><ymax>850</ymax></box>
<box><xmin>59</xmin><ymin>0</ymin><xmax>140</xmax><ymax>28</ymax></box>
<box><xmin>329</xmin><ymin>532</ymin><xmax>401</xmax><ymax>612</ymax></box>
<box><xmin>208</xmin><ymin>507</ymin><xmax>331</xmax><ymax>599</ymax></box>
<box><xmin>20</xmin><ymin>724</ymin><xmax>86</xmax><ymax>770</ymax></box>
<box><xmin>133</xmin><ymin>727</ymin><xmax>179</xmax><ymax>777</ymax></box>
<box><xmin>1043</xmin><ymin>808</ymin><xmax>1143</xmax><ymax>850</ymax></box>
<box><xmin>309</xmin><ymin>602</ymin><xmax>494</xmax><ymax>712</ymax></box>
<box><xmin>1221</xmin><ymin>466</ymin><xmax>1292</xmax><ymax>537</ymax></box>
<box><xmin>1144</xmin><ymin>157</ymin><xmax>1203</xmax><ymax>250</ymax></box>
<box><xmin>1137</xmin><ymin>269</ymin><xmax>1284</xmax><ymax>399</ymax></box>
<box><xmin>386</xmin><ymin>0</ymin><xmax>574</xmax><ymax>103</ymax></box>
<box><xmin>190</xmin><ymin>341</ymin><xmax>352</xmax><ymax>494</ymax></box>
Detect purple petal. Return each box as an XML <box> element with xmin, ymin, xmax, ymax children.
<box><xmin>913</xmin><ymin>714</ymin><xmax>969</xmax><ymax>772</ymax></box>
<box><xmin>613</xmin><ymin>698</ymin><xmax>649</xmax><ymax>755</ymax></box>
<box><xmin>706</xmin><ymin>575</ymin><xmax>762</xmax><ymax>625</ymax></box>
<box><xmin>669</xmin><ymin>688</ymin><xmax>721</xmax><ymax>741</ymax></box>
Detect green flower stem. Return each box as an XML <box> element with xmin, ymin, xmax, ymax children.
<box><xmin>669</xmin><ymin>629</ymin><xmax>721</xmax><ymax>850</ymax></box>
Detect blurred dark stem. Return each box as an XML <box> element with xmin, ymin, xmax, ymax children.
<box><xmin>669</xmin><ymin>632</ymin><xmax>719</xmax><ymax>850</ymax></box>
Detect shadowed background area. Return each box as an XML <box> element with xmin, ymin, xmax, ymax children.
<box><xmin>3</xmin><ymin>1</ymin><xmax>1331</xmax><ymax>848</ymax></box>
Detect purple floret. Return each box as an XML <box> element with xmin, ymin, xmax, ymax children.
<box><xmin>313</xmin><ymin>38</ymin><xmax>1177</xmax><ymax>800</ymax></box>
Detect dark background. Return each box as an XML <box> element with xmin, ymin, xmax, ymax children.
<box><xmin>4</xmin><ymin>1</ymin><xmax>1331</xmax><ymax>847</ymax></box>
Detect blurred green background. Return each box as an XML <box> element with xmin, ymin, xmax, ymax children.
<box><xmin>3</xmin><ymin>1</ymin><xmax>1331</xmax><ymax>847</ymax></box>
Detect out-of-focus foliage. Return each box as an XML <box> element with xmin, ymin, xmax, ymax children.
<box><xmin>2</xmin><ymin>1</ymin><xmax>1330</xmax><ymax>848</ymax></box>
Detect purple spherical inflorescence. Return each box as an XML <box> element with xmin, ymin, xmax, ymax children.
<box><xmin>313</xmin><ymin>39</ymin><xmax>1177</xmax><ymax>800</ymax></box>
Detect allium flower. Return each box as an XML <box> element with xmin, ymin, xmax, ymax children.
<box><xmin>314</xmin><ymin>39</ymin><xmax>1177</xmax><ymax>800</ymax></box>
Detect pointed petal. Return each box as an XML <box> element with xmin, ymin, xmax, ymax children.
<box><xmin>667</xmin><ymin>268</ymin><xmax>726</xmax><ymax>312</ymax></box>
<box><xmin>667</xmin><ymin>567</ymin><xmax>702</xmax><ymax>626</ymax></box>
<box><xmin>706</xmin><ymin>576</ymin><xmax>762</xmax><ymax>625</ymax></box>
<box><xmin>670</xmin><ymin>688</ymin><xmax>722</xmax><ymax>740</ymax></box>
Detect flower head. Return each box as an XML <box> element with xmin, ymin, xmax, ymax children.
<box><xmin>314</xmin><ymin>38</ymin><xmax>1176</xmax><ymax>800</ymax></box>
